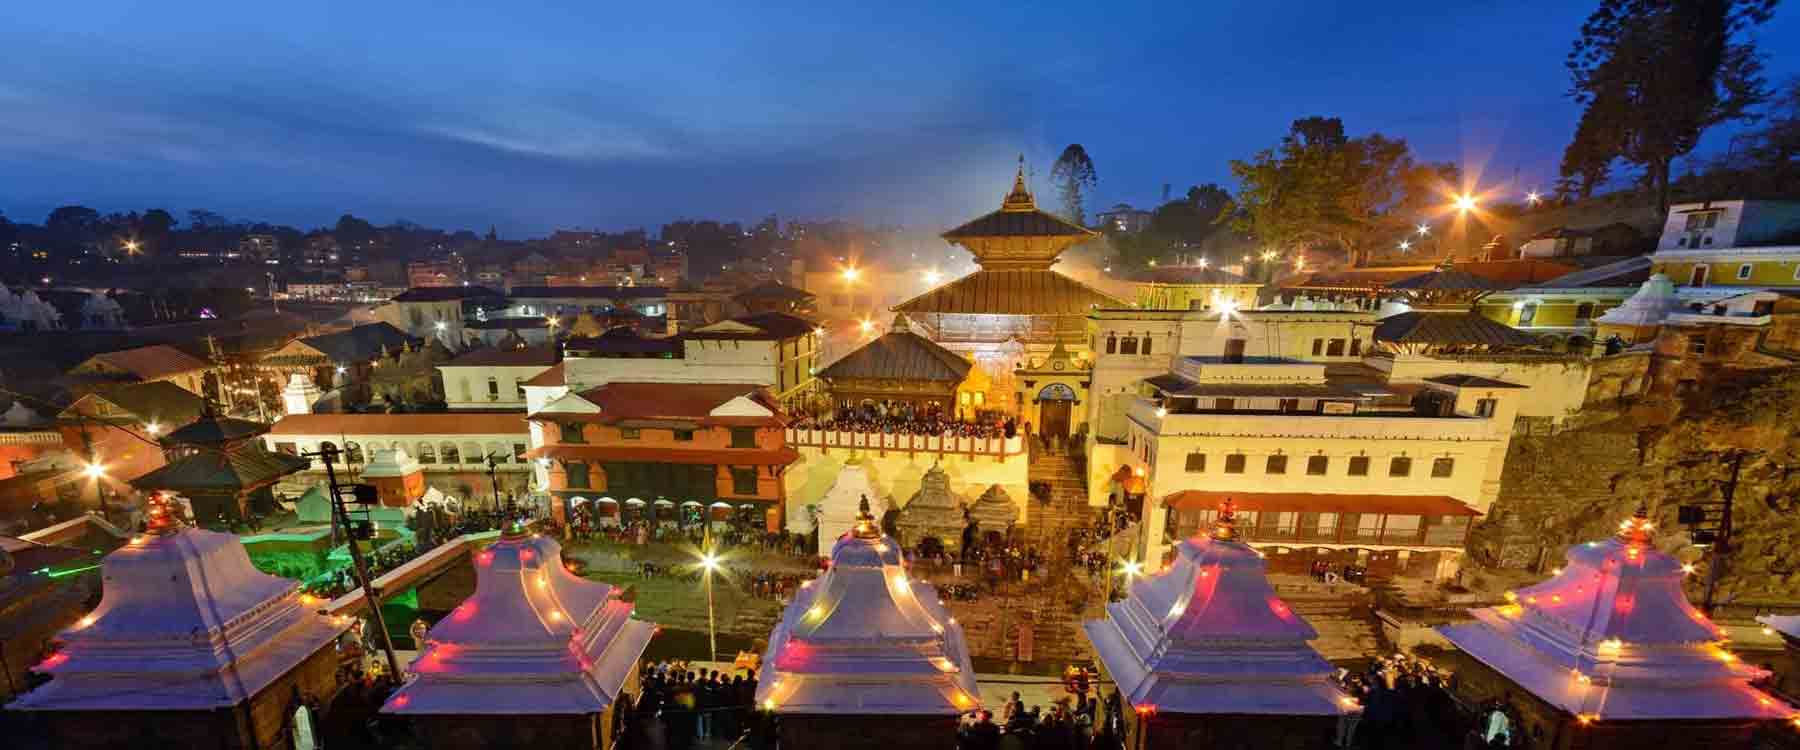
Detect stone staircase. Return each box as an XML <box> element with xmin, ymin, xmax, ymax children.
<box><xmin>1271</xmin><ymin>582</ymin><xmax>1386</xmax><ymax>660</ymax></box>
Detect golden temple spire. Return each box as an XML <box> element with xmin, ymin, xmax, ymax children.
<box><xmin>1002</xmin><ymin>153</ymin><xmax>1036</xmax><ymax>212</ymax></box>
<box><xmin>1211</xmin><ymin>498</ymin><xmax>1238</xmax><ymax>541</ymax></box>
<box><xmin>143</xmin><ymin>491</ymin><xmax>184</xmax><ymax>536</ymax></box>
<box><xmin>1616</xmin><ymin>503</ymin><xmax>1653</xmax><ymax>545</ymax></box>
<box><xmin>853</xmin><ymin>494</ymin><xmax>881</xmax><ymax>539</ymax></box>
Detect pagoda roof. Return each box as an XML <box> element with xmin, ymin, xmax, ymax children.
<box><xmin>1128</xmin><ymin>265</ymin><xmax>1255</xmax><ymax>285</ymax></box>
<box><xmin>9</xmin><ymin>520</ymin><xmax>351</xmax><ymax>711</ymax></box>
<box><xmin>383</xmin><ymin>529</ymin><xmax>655</xmax><ymax>716</ymax></box>
<box><xmin>1373</xmin><ymin>311</ymin><xmax>1539</xmax><ymax>348</ymax></box>
<box><xmin>1083</xmin><ymin>512</ymin><xmax>1353</xmax><ymax>716</ymax></box>
<box><xmin>1438</xmin><ymin>511</ymin><xmax>1790</xmax><ymax>722</ymax></box>
<box><xmin>756</xmin><ymin>508</ymin><xmax>979</xmax><ymax>716</ymax></box>
<box><xmin>894</xmin><ymin>269</ymin><xmax>1125</xmax><ymax>316</ymax></box>
<box><xmin>942</xmin><ymin>207</ymin><xmax>1094</xmax><ymax>240</ymax></box>
<box><xmin>819</xmin><ymin>328</ymin><xmax>971</xmax><ymax>383</ymax></box>
<box><xmin>130</xmin><ymin>446</ymin><xmax>311</xmax><ymax>493</ymax></box>
<box><xmin>159</xmin><ymin>412</ymin><xmax>270</xmax><ymax>446</ymax></box>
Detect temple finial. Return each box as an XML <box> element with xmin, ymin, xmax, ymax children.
<box><xmin>1211</xmin><ymin>498</ymin><xmax>1238</xmax><ymax>541</ymax></box>
<box><xmin>1616</xmin><ymin>503</ymin><xmax>1653</xmax><ymax>544</ymax></box>
<box><xmin>854</xmin><ymin>494</ymin><xmax>880</xmax><ymax>539</ymax></box>
<box><xmin>1003</xmin><ymin>155</ymin><xmax>1035</xmax><ymax>211</ymax></box>
<box><xmin>143</xmin><ymin>491</ymin><xmax>184</xmax><ymax>535</ymax></box>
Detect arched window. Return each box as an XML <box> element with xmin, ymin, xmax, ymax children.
<box><xmin>1119</xmin><ymin>335</ymin><xmax>1138</xmax><ymax>355</ymax></box>
<box><xmin>346</xmin><ymin>442</ymin><xmax>364</xmax><ymax>464</ymax></box>
<box><xmin>417</xmin><ymin>442</ymin><xmax>437</xmax><ymax>463</ymax></box>
<box><xmin>485</xmin><ymin>442</ymin><xmax>507</xmax><ymax>463</ymax></box>
<box><xmin>462</xmin><ymin>442</ymin><xmax>483</xmax><ymax>465</ymax></box>
<box><xmin>440</xmin><ymin>442</ymin><xmax>461</xmax><ymax>464</ymax></box>
<box><xmin>1141</xmin><ymin>336</ymin><xmax>1153</xmax><ymax>356</ymax></box>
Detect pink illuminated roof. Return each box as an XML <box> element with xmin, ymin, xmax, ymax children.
<box><xmin>755</xmin><ymin>506</ymin><xmax>979</xmax><ymax>715</ymax></box>
<box><xmin>1083</xmin><ymin>506</ymin><xmax>1354</xmax><ymax>716</ymax></box>
<box><xmin>9</xmin><ymin>508</ymin><xmax>350</xmax><ymax>711</ymax></box>
<box><xmin>1440</xmin><ymin>509</ymin><xmax>1793</xmax><ymax>722</ymax></box>
<box><xmin>381</xmin><ymin>528</ymin><xmax>655</xmax><ymax>716</ymax></box>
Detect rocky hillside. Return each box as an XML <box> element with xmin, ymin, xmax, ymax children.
<box><xmin>1478</xmin><ymin>368</ymin><xmax>1800</xmax><ymax>603</ymax></box>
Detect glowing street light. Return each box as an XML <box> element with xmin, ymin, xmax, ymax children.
<box><xmin>922</xmin><ymin>269</ymin><xmax>942</xmax><ymax>285</ymax></box>
<box><xmin>698</xmin><ymin>549</ymin><xmax>722</xmax><ymax>662</ymax></box>
<box><xmin>859</xmin><ymin>319</ymin><xmax>875</xmax><ymax>334</ymax></box>
<box><xmin>1120</xmin><ymin>559</ymin><xmax>1144</xmax><ymax>579</ymax></box>
<box><xmin>1398</xmin><ymin>240</ymin><xmax>1413</xmax><ymax>252</ymax></box>
<box><xmin>1526</xmin><ymin>191</ymin><xmax>1542</xmax><ymax>206</ymax></box>
<box><xmin>83</xmin><ymin>463</ymin><xmax>106</xmax><ymax>480</ymax></box>
<box><xmin>1454</xmin><ymin>194</ymin><xmax>1478</xmax><ymax>213</ymax></box>
<box><xmin>1197</xmin><ymin>257</ymin><xmax>1210</xmax><ymax>269</ymax></box>
<box><xmin>1293</xmin><ymin>257</ymin><xmax>1306</xmax><ymax>271</ymax></box>
<box><xmin>145</xmin><ymin>422</ymin><xmax>161</xmax><ymax>436</ymax></box>
<box><xmin>1260</xmin><ymin>250</ymin><xmax>1277</xmax><ymax>262</ymax></box>
<box><xmin>841</xmin><ymin>267</ymin><xmax>861</xmax><ymax>282</ymax></box>
<box><xmin>1416</xmin><ymin>224</ymin><xmax>1431</xmax><ymax>236</ymax></box>
<box><xmin>434</xmin><ymin>321</ymin><xmax>447</xmax><ymax>332</ymax></box>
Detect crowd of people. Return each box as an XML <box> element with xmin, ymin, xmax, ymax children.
<box><xmin>792</xmin><ymin>411</ymin><xmax>1016</xmax><ymax>440</ymax></box>
<box><xmin>957</xmin><ymin>689</ymin><xmax>1124</xmax><ymax>750</ymax></box>
<box><xmin>625</xmin><ymin>661</ymin><xmax>761</xmax><ymax>750</ymax></box>
<box><xmin>1333</xmin><ymin>653</ymin><xmax>1463</xmax><ymax>749</ymax></box>
<box><xmin>297</xmin><ymin>539</ymin><xmax>423</xmax><ymax>600</ymax></box>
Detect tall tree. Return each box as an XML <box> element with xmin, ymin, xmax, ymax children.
<box><xmin>1049</xmin><ymin>144</ymin><xmax>1098</xmax><ymax>226</ymax></box>
<box><xmin>1557</xmin><ymin>104</ymin><xmax>1623</xmax><ymax>200</ymax></box>
<box><xmin>1227</xmin><ymin>117</ymin><xmax>1454</xmax><ymax>265</ymax></box>
<box><xmin>1566</xmin><ymin>0</ymin><xmax>1777</xmax><ymax>213</ymax></box>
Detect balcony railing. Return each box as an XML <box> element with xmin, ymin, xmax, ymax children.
<box><xmin>1170</xmin><ymin>512</ymin><xmax>1471</xmax><ymax>549</ymax></box>
<box><xmin>785</xmin><ymin>428</ymin><xmax>1025</xmax><ymax>457</ymax></box>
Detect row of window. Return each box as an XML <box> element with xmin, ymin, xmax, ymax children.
<box><xmin>273</xmin><ymin>440</ymin><xmax>529</xmax><ymax>465</ymax></box>
<box><xmin>1183</xmin><ymin>452</ymin><xmax>1455</xmax><ymax>478</ymax></box>
<box><xmin>1102</xmin><ymin>333</ymin><xmax>1155</xmax><ymax>356</ymax></box>
<box><xmin>559</xmin><ymin>422</ymin><xmax>758</xmax><ymax>448</ymax></box>
<box><xmin>562</xmin><ymin>461</ymin><xmax>763</xmax><ymax>495</ymax></box>
<box><xmin>1309</xmin><ymin>338</ymin><xmax>1364</xmax><ymax>357</ymax></box>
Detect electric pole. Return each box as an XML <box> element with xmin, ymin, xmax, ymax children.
<box><xmin>1699</xmin><ymin>451</ymin><xmax>1747</xmax><ymax>617</ymax></box>
<box><xmin>308</xmin><ymin>445</ymin><xmax>403</xmax><ymax>679</ymax></box>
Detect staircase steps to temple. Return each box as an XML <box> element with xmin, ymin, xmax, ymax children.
<box><xmin>1276</xmin><ymin>588</ymin><xmax>1386</xmax><ymax>660</ymax></box>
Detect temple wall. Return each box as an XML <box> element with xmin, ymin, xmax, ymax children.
<box><xmin>783</xmin><ymin>446</ymin><xmax>1029</xmax><ymax>538</ymax></box>
<box><xmin>1368</xmin><ymin>353</ymin><xmax>1593</xmax><ymax>422</ymax></box>
<box><xmin>33</xmin><ymin>638</ymin><xmax>341</xmax><ymax>750</ymax></box>
<box><xmin>1436</xmin><ymin>648</ymin><xmax>1768</xmax><ymax>750</ymax></box>
<box><xmin>413</xmin><ymin>711</ymin><xmax>608</xmax><ymax>750</ymax></box>
<box><xmin>1125</xmin><ymin>711</ymin><xmax>1341</xmax><ymax>750</ymax></box>
<box><xmin>775</xmin><ymin>713</ymin><xmax>959</xmax><ymax>750</ymax></box>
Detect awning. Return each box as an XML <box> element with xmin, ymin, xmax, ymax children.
<box><xmin>523</xmin><ymin>444</ymin><xmax>801</xmax><ymax>466</ymax></box>
<box><xmin>1164</xmin><ymin>491</ymin><xmax>1480</xmax><ymax>517</ymax></box>
<box><xmin>624</xmin><ymin>498</ymin><xmax>646</xmax><ymax>507</ymax></box>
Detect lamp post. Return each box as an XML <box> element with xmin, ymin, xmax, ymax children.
<box><xmin>699</xmin><ymin>550</ymin><xmax>721</xmax><ymax>663</ymax></box>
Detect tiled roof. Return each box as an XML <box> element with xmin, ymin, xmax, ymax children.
<box><xmin>819</xmin><ymin>331</ymin><xmax>971</xmax><ymax>383</ymax></box>
<box><xmin>443</xmin><ymin>344</ymin><xmax>559</xmax><ymax>368</ymax></box>
<box><xmin>563</xmin><ymin>329</ymin><xmax>681</xmax><ymax>356</ymax></box>
<box><xmin>567</xmin><ymin>382</ymin><xmax>780</xmax><ymax>424</ymax></box>
<box><xmin>524</xmin><ymin>444</ymin><xmax>800</xmax><ymax>466</ymax></box>
<box><xmin>1128</xmin><ymin>266</ymin><xmax>1255</xmax><ymax>285</ymax></box>
<box><xmin>684</xmin><ymin>312</ymin><xmax>816</xmax><ymax>340</ymax></box>
<box><xmin>1164</xmin><ymin>490</ymin><xmax>1480</xmax><ymax>516</ymax></box>
<box><xmin>732</xmin><ymin>280</ymin><xmax>814</xmax><ymax>302</ymax></box>
<box><xmin>80</xmin><ymin>381</ymin><xmax>207</xmax><ymax>425</ymax></box>
<box><xmin>1280</xmin><ymin>267</ymin><xmax>1433</xmax><ymax>291</ymax></box>
<box><xmin>267</xmin><ymin>412</ymin><xmax>529</xmax><ymax>436</ymax></box>
<box><xmin>1450</xmin><ymin>260</ymin><xmax>1580</xmax><ymax>285</ymax></box>
<box><xmin>894</xmin><ymin>269</ymin><xmax>1125</xmax><ymax>315</ymax></box>
<box><xmin>1373</xmin><ymin>312</ymin><xmax>1540</xmax><ymax>347</ymax></box>
<box><xmin>521</xmin><ymin>362</ymin><xmax>566</xmax><ymax>387</ymax></box>
<box><xmin>1423</xmin><ymin>374</ymin><xmax>1528</xmax><ymax>389</ymax></box>
<box><xmin>1384</xmin><ymin>269</ymin><xmax>1512</xmax><ymax>291</ymax></box>
<box><xmin>943</xmin><ymin>207</ymin><xmax>1094</xmax><ymax>239</ymax></box>
<box><xmin>508</xmin><ymin>286</ymin><xmax>669</xmax><ymax>299</ymax></box>
<box><xmin>81</xmin><ymin>345</ymin><xmax>210</xmax><ymax>381</ymax></box>
<box><xmin>391</xmin><ymin>286</ymin><xmax>504</xmax><ymax>302</ymax></box>
<box><xmin>129</xmin><ymin>448</ymin><xmax>310</xmax><ymax>492</ymax></box>
<box><xmin>294</xmin><ymin>323</ymin><xmax>418</xmax><ymax>363</ymax></box>
<box><xmin>161</xmin><ymin>414</ymin><xmax>270</xmax><ymax>446</ymax></box>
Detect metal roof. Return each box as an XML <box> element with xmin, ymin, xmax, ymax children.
<box><xmin>894</xmin><ymin>269</ymin><xmax>1125</xmax><ymax>315</ymax></box>
<box><xmin>1373</xmin><ymin>312</ymin><xmax>1539</xmax><ymax>347</ymax></box>
<box><xmin>819</xmin><ymin>331</ymin><xmax>972</xmax><ymax>383</ymax></box>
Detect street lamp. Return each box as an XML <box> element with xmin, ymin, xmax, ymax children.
<box><xmin>83</xmin><ymin>462</ymin><xmax>105</xmax><ymax>480</ymax></box>
<box><xmin>1454</xmin><ymin>194</ymin><xmax>1478</xmax><ymax>213</ymax></box>
<box><xmin>698</xmin><ymin>550</ymin><xmax>722</xmax><ymax>663</ymax></box>
<box><xmin>1398</xmin><ymin>240</ymin><xmax>1412</xmax><ymax>252</ymax></box>
<box><xmin>859</xmin><ymin>319</ymin><xmax>874</xmax><ymax>334</ymax></box>
<box><xmin>922</xmin><ymin>269</ymin><xmax>942</xmax><ymax>285</ymax></box>
<box><xmin>1526</xmin><ymin>191</ymin><xmax>1542</xmax><ymax>206</ymax></box>
<box><xmin>841</xmin><ymin>267</ymin><xmax>860</xmax><ymax>282</ymax></box>
<box><xmin>1416</xmin><ymin>224</ymin><xmax>1431</xmax><ymax>237</ymax></box>
<box><xmin>1197</xmin><ymin>257</ymin><xmax>1209</xmax><ymax>269</ymax></box>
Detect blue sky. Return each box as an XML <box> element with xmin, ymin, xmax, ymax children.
<box><xmin>3</xmin><ymin>1</ymin><xmax>1796</xmax><ymax>234</ymax></box>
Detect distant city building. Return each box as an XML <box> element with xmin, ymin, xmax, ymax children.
<box><xmin>238</xmin><ymin>233</ymin><xmax>280</xmax><ymax>264</ymax></box>
<box><xmin>437</xmin><ymin>344</ymin><xmax>558</xmax><ymax>411</ymax></box>
<box><xmin>1096</xmin><ymin>202</ymin><xmax>1154</xmax><ymax>233</ymax></box>
<box><xmin>1517</xmin><ymin>223</ymin><xmax>1643</xmax><ymax>259</ymax></box>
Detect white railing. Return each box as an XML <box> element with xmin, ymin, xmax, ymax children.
<box><xmin>785</xmin><ymin>428</ymin><xmax>1025</xmax><ymax>456</ymax></box>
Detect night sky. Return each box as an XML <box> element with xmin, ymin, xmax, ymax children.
<box><xmin>4</xmin><ymin>1</ymin><xmax>1797</xmax><ymax>235</ymax></box>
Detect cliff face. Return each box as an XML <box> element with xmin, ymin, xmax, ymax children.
<box><xmin>1480</xmin><ymin>368</ymin><xmax>1800</xmax><ymax>602</ymax></box>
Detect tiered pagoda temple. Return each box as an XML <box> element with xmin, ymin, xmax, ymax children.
<box><xmin>1083</xmin><ymin>502</ymin><xmax>1356</xmax><ymax>749</ymax></box>
<box><xmin>381</xmin><ymin>526</ymin><xmax>655</xmax><ymax>749</ymax></box>
<box><xmin>1439</xmin><ymin>508</ymin><xmax>1794</xmax><ymax>749</ymax></box>
<box><xmin>129</xmin><ymin>408</ymin><xmax>310</xmax><ymax>525</ymax></box>
<box><xmin>817</xmin><ymin>313</ymin><xmax>975</xmax><ymax>419</ymax></box>
<box><xmin>757</xmin><ymin>498</ymin><xmax>980</xmax><ymax>749</ymax></box>
<box><xmin>896</xmin><ymin>163</ymin><xmax>1120</xmax><ymax>370</ymax></box>
<box><xmin>8</xmin><ymin>493</ymin><xmax>352</xmax><ymax>749</ymax></box>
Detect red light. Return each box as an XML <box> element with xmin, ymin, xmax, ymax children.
<box><xmin>1267</xmin><ymin>598</ymin><xmax>1291</xmax><ymax>618</ymax></box>
<box><xmin>38</xmin><ymin>652</ymin><xmax>69</xmax><ymax>670</ymax></box>
<box><xmin>477</xmin><ymin>551</ymin><xmax>494</xmax><ymax>565</ymax></box>
<box><xmin>520</xmin><ymin>549</ymin><xmax>535</xmax><ymax>562</ymax></box>
<box><xmin>391</xmin><ymin>694</ymin><xmax>411</xmax><ymax>708</ymax></box>
<box><xmin>454</xmin><ymin>603</ymin><xmax>477</xmax><ymax>621</ymax></box>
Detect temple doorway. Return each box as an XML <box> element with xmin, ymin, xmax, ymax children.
<box><xmin>1038</xmin><ymin>383</ymin><xmax>1076</xmax><ymax>441</ymax></box>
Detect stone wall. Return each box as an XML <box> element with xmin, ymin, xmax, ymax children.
<box><xmin>1480</xmin><ymin>368</ymin><xmax>1800</xmax><ymax>601</ymax></box>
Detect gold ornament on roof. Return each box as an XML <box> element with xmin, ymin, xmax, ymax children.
<box><xmin>853</xmin><ymin>494</ymin><xmax>881</xmax><ymax>539</ymax></box>
<box><xmin>1002</xmin><ymin>155</ymin><xmax>1036</xmax><ymax>212</ymax></box>
<box><xmin>1211</xmin><ymin>498</ymin><xmax>1238</xmax><ymax>542</ymax></box>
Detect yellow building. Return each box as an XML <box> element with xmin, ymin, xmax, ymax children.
<box><xmin>1649</xmin><ymin>246</ymin><xmax>1800</xmax><ymax>288</ymax></box>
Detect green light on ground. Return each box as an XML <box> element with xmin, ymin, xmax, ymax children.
<box><xmin>47</xmin><ymin>563</ymin><xmax>103</xmax><ymax>579</ymax></box>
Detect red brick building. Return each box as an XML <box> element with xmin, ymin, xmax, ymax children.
<box><xmin>527</xmin><ymin>382</ymin><xmax>798</xmax><ymax>530</ymax></box>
